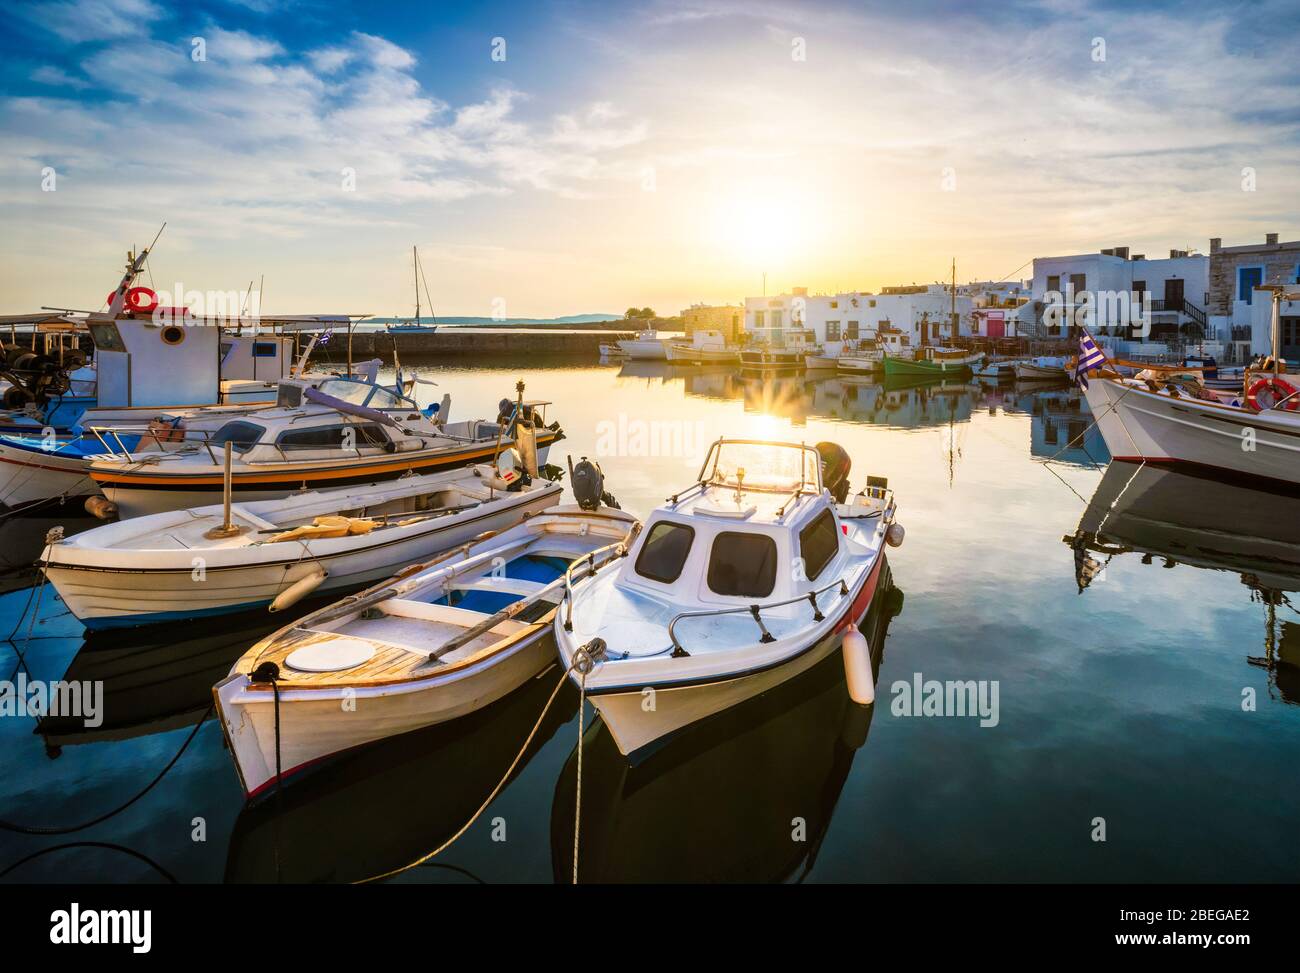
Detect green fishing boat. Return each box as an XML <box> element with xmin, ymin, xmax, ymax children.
<box><xmin>882</xmin><ymin>346</ymin><xmax>983</xmax><ymax>377</ymax></box>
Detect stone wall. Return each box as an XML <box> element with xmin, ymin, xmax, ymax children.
<box><xmin>1207</xmin><ymin>239</ymin><xmax>1300</xmax><ymax>315</ymax></box>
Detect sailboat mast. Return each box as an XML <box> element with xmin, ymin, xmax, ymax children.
<box><xmin>413</xmin><ymin>246</ymin><xmax>420</xmax><ymax>326</ymax></box>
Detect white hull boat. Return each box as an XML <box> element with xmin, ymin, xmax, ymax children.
<box><xmin>42</xmin><ymin>466</ymin><xmax>562</xmax><ymax>630</ymax></box>
<box><xmin>215</xmin><ymin>504</ymin><xmax>639</xmax><ymax>799</ymax></box>
<box><xmin>554</xmin><ymin>439</ymin><xmax>902</xmax><ymax>754</ymax></box>
<box><xmin>804</xmin><ymin>354</ymin><xmax>839</xmax><ymax>370</ymax></box>
<box><xmin>664</xmin><ymin>330</ymin><xmax>740</xmax><ymax>365</ymax></box>
<box><xmin>972</xmin><ymin>359</ymin><xmax>1021</xmax><ymax>381</ymax></box>
<box><xmin>1015</xmin><ymin>357</ymin><xmax>1068</xmax><ymax>380</ymax></box>
<box><xmin>1082</xmin><ymin>372</ymin><xmax>1300</xmax><ymax>486</ymax></box>
<box><xmin>616</xmin><ymin>330</ymin><xmax>669</xmax><ymax>360</ymax></box>
<box><xmin>87</xmin><ymin>378</ymin><xmax>561</xmax><ymax>518</ymax></box>
<box><xmin>837</xmin><ymin>354</ymin><xmax>882</xmax><ymax>374</ymax></box>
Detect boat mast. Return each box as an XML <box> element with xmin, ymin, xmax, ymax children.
<box><xmin>951</xmin><ymin>257</ymin><xmax>957</xmax><ymax>345</ymax></box>
<box><xmin>413</xmin><ymin>245</ymin><xmax>420</xmax><ymax>327</ymax></box>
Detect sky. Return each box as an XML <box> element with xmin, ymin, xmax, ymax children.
<box><xmin>1</xmin><ymin>0</ymin><xmax>1298</xmax><ymax>317</ymax></box>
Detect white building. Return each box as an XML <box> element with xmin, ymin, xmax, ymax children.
<box><xmin>743</xmin><ymin>285</ymin><xmax>973</xmax><ymax>350</ymax></box>
<box><xmin>1030</xmin><ymin>246</ymin><xmax>1210</xmax><ymax>355</ymax></box>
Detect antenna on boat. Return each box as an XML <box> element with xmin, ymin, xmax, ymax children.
<box><xmin>413</xmin><ymin>245</ymin><xmax>420</xmax><ymax>327</ymax></box>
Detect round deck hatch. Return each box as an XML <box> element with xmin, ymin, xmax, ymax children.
<box><xmin>285</xmin><ymin>638</ymin><xmax>375</xmax><ymax>673</ymax></box>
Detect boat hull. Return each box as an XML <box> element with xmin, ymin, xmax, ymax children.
<box><xmin>882</xmin><ymin>355</ymin><xmax>976</xmax><ymax>377</ymax></box>
<box><xmin>584</xmin><ymin>552</ymin><xmax>885</xmax><ymax>755</ymax></box>
<box><xmin>836</xmin><ymin>356</ymin><xmax>881</xmax><ymax>374</ymax></box>
<box><xmin>616</xmin><ymin>340</ymin><xmax>667</xmax><ymax>360</ymax></box>
<box><xmin>44</xmin><ymin>484</ymin><xmax>561</xmax><ymax>629</ymax></box>
<box><xmin>664</xmin><ymin>343</ymin><xmax>740</xmax><ymax>364</ymax></box>
<box><xmin>216</xmin><ymin>627</ymin><xmax>554</xmax><ymax>799</ymax></box>
<box><xmin>0</xmin><ymin>439</ymin><xmax>99</xmax><ymax>508</ymax></box>
<box><xmin>1014</xmin><ymin>362</ymin><xmax>1067</xmax><ymax>380</ymax></box>
<box><xmin>1083</xmin><ymin>375</ymin><xmax>1300</xmax><ymax>486</ymax></box>
<box><xmin>93</xmin><ymin>431</ymin><xmax>558</xmax><ymax>518</ymax></box>
<box><xmin>739</xmin><ymin>350</ymin><xmax>806</xmax><ymax>370</ymax></box>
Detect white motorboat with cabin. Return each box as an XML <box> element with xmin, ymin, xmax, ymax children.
<box><xmin>972</xmin><ymin>358</ymin><xmax>1023</xmax><ymax>381</ymax></box>
<box><xmin>215</xmin><ymin>496</ymin><xmax>639</xmax><ymax>798</ymax></box>
<box><xmin>86</xmin><ymin>380</ymin><xmax>562</xmax><ymax>518</ymax></box>
<box><xmin>553</xmin><ymin>439</ymin><xmax>903</xmax><ymax>754</ymax></box>
<box><xmin>41</xmin><ymin>461</ymin><xmax>562</xmax><ymax>630</ymax></box>
<box><xmin>663</xmin><ymin>329</ymin><xmax>741</xmax><ymax>365</ymax></box>
<box><xmin>616</xmin><ymin>330</ymin><xmax>670</xmax><ymax>360</ymax></box>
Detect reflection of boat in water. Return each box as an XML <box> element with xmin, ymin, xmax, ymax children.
<box><xmin>34</xmin><ymin>610</ymin><xmax>293</xmax><ymax>751</ymax></box>
<box><xmin>551</xmin><ymin>570</ymin><xmax>902</xmax><ymax>882</ymax></box>
<box><xmin>224</xmin><ymin>663</ymin><xmax>577</xmax><ymax>882</ymax></box>
<box><xmin>1065</xmin><ymin>463</ymin><xmax>1300</xmax><ymax>703</ymax></box>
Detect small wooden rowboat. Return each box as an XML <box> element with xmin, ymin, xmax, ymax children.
<box><xmin>215</xmin><ymin>504</ymin><xmax>639</xmax><ymax>799</ymax></box>
<box><xmin>42</xmin><ymin>466</ymin><xmax>562</xmax><ymax>629</ymax></box>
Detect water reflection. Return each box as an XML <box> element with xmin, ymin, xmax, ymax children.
<box><xmin>1066</xmin><ymin>463</ymin><xmax>1300</xmax><ymax>703</ymax></box>
<box><xmin>224</xmin><ymin>663</ymin><xmax>577</xmax><ymax>883</ymax></box>
<box><xmin>550</xmin><ymin>569</ymin><xmax>903</xmax><ymax>883</ymax></box>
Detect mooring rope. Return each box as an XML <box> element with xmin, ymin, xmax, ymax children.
<box><xmin>354</xmin><ymin>644</ymin><xmax>600</xmax><ymax>885</ymax></box>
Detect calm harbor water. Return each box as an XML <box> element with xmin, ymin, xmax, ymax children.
<box><xmin>2</xmin><ymin>358</ymin><xmax>1298</xmax><ymax>883</ymax></box>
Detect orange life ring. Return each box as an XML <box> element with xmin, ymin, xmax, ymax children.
<box><xmin>106</xmin><ymin>287</ymin><xmax>158</xmax><ymax>314</ymax></box>
<box><xmin>1245</xmin><ymin>376</ymin><xmax>1300</xmax><ymax>412</ymax></box>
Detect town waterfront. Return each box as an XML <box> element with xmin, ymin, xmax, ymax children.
<box><xmin>2</xmin><ymin>359</ymin><xmax>1296</xmax><ymax>883</ymax></box>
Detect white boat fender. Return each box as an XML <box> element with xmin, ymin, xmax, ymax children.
<box><xmin>84</xmin><ymin>496</ymin><xmax>118</xmax><ymax>520</ymax></box>
<box><xmin>269</xmin><ymin>567</ymin><xmax>328</xmax><ymax>613</ymax></box>
<box><xmin>886</xmin><ymin>523</ymin><xmax>905</xmax><ymax>547</ymax></box>
<box><xmin>842</xmin><ymin>629</ymin><xmax>874</xmax><ymax>704</ymax></box>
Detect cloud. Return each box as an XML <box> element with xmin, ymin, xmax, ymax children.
<box><xmin>22</xmin><ymin>0</ymin><xmax>164</xmax><ymax>45</ymax></box>
<box><xmin>30</xmin><ymin>65</ymin><xmax>90</xmax><ymax>89</ymax></box>
<box><xmin>0</xmin><ymin>21</ymin><xmax>650</xmax><ymax>240</ymax></box>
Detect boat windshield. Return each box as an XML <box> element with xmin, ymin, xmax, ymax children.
<box><xmin>317</xmin><ymin>379</ymin><xmax>373</xmax><ymax>405</ymax></box>
<box><xmin>701</xmin><ymin>441</ymin><xmax>822</xmax><ymax>493</ymax></box>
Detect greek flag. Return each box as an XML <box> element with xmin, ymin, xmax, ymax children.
<box><xmin>1074</xmin><ymin>328</ymin><xmax>1106</xmax><ymax>389</ymax></box>
<box><xmin>318</xmin><ymin>326</ymin><xmax>333</xmax><ymax>346</ymax></box>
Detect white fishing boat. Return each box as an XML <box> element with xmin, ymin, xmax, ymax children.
<box><xmin>973</xmin><ymin>358</ymin><xmax>1022</xmax><ymax>381</ymax></box>
<box><xmin>41</xmin><ymin>464</ymin><xmax>562</xmax><ymax>630</ymax></box>
<box><xmin>1081</xmin><ymin>288</ymin><xmax>1300</xmax><ymax>487</ymax></box>
<box><xmin>86</xmin><ymin>380</ymin><xmax>561</xmax><ymax>517</ymax></box>
<box><xmin>1015</xmin><ymin>356</ymin><xmax>1068</xmax><ymax>380</ymax></box>
<box><xmin>663</xmin><ymin>329</ymin><xmax>741</xmax><ymax>365</ymax></box>
<box><xmin>739</xmin><ymin>329</ymin><xmax>815</xmax><ymax>370</ymax></box>
<box><xmin>616</xmin><ymin>330</ymin><xmax>669</xmax><ymax>360</ymax></box>
<box><xmin>215</xmin><ymin>500</ymin><xmax>639</xmax><ymax>799</ymax></box>
<box><xmin>598</xmin><ymin>342</ymin><xmax>626</xmax><ymax>358</ymax></box>
<box><xmin>553</xmin><ymin>439</ymin><xmax>903</xmax><ymax>754</ymax></box>
<box><xmin>0</xmin><ymin>362</ymin><xmax>400</xmax><ymax>512</ymax></box>
<box><xmin>804</xmin><ymin>340</ymin><xmax>845</xmax><ymax>371</ymax></box>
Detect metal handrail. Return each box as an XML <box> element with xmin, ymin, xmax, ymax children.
<box><xmin>561</xmin><ymin>523</ymin><xmax>642</xmax><ymax>632</ymax></box>
<box><xmin>666</xmin><ymin>574</ymin><xmax>851</xmax><ymax>657</ymax></box>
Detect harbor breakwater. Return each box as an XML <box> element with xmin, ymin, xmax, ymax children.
<box><xmin>308</xmin><ymin>328</ymin><xmax>634</xmax><ymax>361</ymax></box>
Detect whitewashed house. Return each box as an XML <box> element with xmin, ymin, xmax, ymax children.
<box><xmin>1206</xmin><ymin>233</ymin><xmax>1300</xmax><ymax>361</ymax></box>
<box><xmin>743</xmin><ymin>284</ymin><xmax>973</xmax><ymax>352</ymax></box>
<box><xmin>1030</xmin><ymin>246</ymin><xmax>1209</xmax><ymax>356</ymax></box>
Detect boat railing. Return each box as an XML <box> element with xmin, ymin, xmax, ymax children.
<box><xmin>561</xmin><ymin>524</ymin><xmax>642</xmax><ymax>632</ymax></box>
<box><xmin>665</xmin><ymin>574</ymin><xmax>852</xmax><ymax>657</ymax></box>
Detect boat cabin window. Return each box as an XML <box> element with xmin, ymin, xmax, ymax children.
<box><xmin>88</xmin><ymin>321</ymin><xmax>126</xmax><ymax>353</ymax></box>
<box><xmin>317</xmin><ymin>379</ymin><xmax>372</xmax><ymax>406</ymax></box>
<box><xmin>276</xmin><ymin>422</ymin><xmax>388</xmax><ymax>451</ymax></box>
<box><xmin>209</xmin><ymin>421</ymin><xmax>265</xmax><ymax>454</ymax></box>
<box><xmin>635</xmin><ymin>521</ymin><xmax>695</xmax><ymax>584</ymax></box>
<box><xmin>252</xmin><ymin>342</ymin><xmax>279</xmax><ymax>358</ymax></box>
<box><xmin>366</xmin><ymin>386</ymin><xmax>402</xmax><ymax>409</ymax></box>
<box><xmin>798</xmin><ymin>509</ymin><xmax>840</xmax><ymax>582</ymax></box>
<box><xmin>277</xmin><ymin>383</ymin><xmax>303</xmax><ymax>408</ymax></box>
<box><xmin>707</xmin><ymin>531</ymin><xmax>777</xmax><ymax>598</ymax></box>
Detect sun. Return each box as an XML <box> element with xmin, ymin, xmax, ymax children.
<box><xmin>707</xmin><ymin>182</ymin><xmax>818</xmax><ymax>273</ymax></box>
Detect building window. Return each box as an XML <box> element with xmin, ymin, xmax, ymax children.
<box><xmin>868</xmin><ymin>299</ymin><xmax>876</xmax><ymax>308</ymax></box>
<box><xmin>826</xmin><ymin>321</ymin><xmax>841</xmax><ymax>341</ymax></box>
<box><xmin>1238</xmin><ymin>266</ymin><xmax>1264</xmax><ymax>305</ymax></box>
<box><xmin>846</xmin><ymin>321</ymin><xmax>859</xmax><ymax>340</ymax></box>
<box><xmin>770</xmin><ymin>309</ymin><xmax>783</xmax><ymax>328</ymax></box>
<box><xmin>754</xmin><ymin>310</ymin><xmax>765</xmax><ymax>328</ymax></box>
<box><xmin>1046</xmin><ymin>275</ymin><xmax>1060</xmax><ymax>293</ymax></box>
<box><xmin>1069</xmin><ymin>273</ymin><xmax>1086</xmax><ymax>296</ymax></box>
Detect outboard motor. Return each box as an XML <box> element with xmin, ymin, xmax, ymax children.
<box><xmin>568</xmin><ymin>455</ymin><xmax>619</xmax><ymax>510</ymax></box>
<box><xmin>815</xmin><ymin>441</ymin><xmax>852</xmax><ymax>503</ymax></box>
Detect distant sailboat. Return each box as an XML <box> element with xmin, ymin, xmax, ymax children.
<box><xmin>388</xmin><ymin>247</ymin><xmax>438</xmax><ymax>334</ymax></box>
